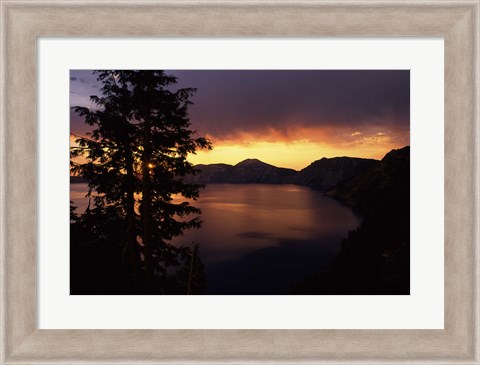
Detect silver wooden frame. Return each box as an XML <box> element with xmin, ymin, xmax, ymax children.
<box><xmin>1</xmin><ymin>1</ymin><xmax>479</xmax><ymax>364</ymax></box>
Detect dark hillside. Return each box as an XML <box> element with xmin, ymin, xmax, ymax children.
<box><xmin>294</xmin><ymin>157</ymin><xmax>379</xmax><ymax>191</ymax></box>
<box><xmin>292</xmin><ymin>146</ymin><xmax>410</xmax><ymax>294</ymax></box>
<box><xmin>184</xmin><ymin>157</ymin><xmax>378</xmax><ymax>190</ymax></box>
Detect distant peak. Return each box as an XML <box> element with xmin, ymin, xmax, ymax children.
<box><xmin>235</xmin><ymin>158</ymin><xmax>271</xmax><ymax>168</ymax></box>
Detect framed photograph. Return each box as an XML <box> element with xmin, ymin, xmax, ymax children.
<box><xmin>1</xmin><ymin>1</ymin><xmax>478</xmax><ymax>364</ymax></box>
<box><xmin>68</xmin><ymin>67</ymin><xmax>412</xmax><ymax>297</ymax></box>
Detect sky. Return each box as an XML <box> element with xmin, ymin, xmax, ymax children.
<box><xmin>70</xmin><ymin>70</ymin><xmax>409</xmax><ymax>170</ymax></box>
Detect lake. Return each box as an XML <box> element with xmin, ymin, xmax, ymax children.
<box><xmin>71</xmin><ymin>183</ymin><xmax>362</xmax><ymax>294</ymax></box>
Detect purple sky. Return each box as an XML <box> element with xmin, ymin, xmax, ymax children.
<box><xmin>70</xmin><ymin>70</ymin><xmax>409</xmax><ymax>137</ymax></box>
<box><xmin>70</xmin><ymin>70</ymin><xmax>409</xmax><ymax>166</ymax></box>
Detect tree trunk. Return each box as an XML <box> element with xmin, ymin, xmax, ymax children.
<box><xmin>125</xmin><ymin>151</ymin><xmax>140</xmax><ymax>293</ymax></box>
<box><xmin>142</xmin><ymin>121</ymin><xmax>154</xmax><ymax>293</ymax></box>
<box><xmin>186</xmin><ymin>244</ymin><xmax>199</xmax><ymax>295</ymax></box>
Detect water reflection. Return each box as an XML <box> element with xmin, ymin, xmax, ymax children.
<box><xmin>170</xmin><ymin>184</ymin><xmax>362</xmax><ymax>294</ymax></box>
<box><xmin>71</xmin><ymin>183</ymin><xmax>362</xmax><ymax>294</ymax></box>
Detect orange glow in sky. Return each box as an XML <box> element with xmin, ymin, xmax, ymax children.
<box><xmin>71</xmin><ymin>127</ymin><xmax>409</xmax><ymax>170</ymax></box>
<box><xmin>189</xmin><ymin>127</ymin><xmax>409</xmax><ymax>170</ymax></box>
<box><xmin>70</xmin><ymin>70</ymin><xmax>410</xmax><ymax>170</ymax></box>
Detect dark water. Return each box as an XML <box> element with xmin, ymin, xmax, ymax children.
<box><xmin>71</xmin><ymin>183</ymin><xmax>362</xmax><ymax>294</ymax></box>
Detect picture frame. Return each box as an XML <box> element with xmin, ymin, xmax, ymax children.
<box><xmin>1</xmin><ymin>0</ymin><xmax>478</xmax><ymax>363</ymax></box>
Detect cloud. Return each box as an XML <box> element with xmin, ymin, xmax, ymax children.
<box><xmin>171</xmin><ymin>70</ymin><xmax>410</xmax><ymax>141</ymax></box>
<box><xmin>70</xmin><ymin>70</ymin><xmax>410</xmax><ymax>150</ymax></box>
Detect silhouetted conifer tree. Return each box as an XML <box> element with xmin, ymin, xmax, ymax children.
<box><xmin>71</xmin><ymin>70</ymin><xmax>211</xmax><ymax>294</ymax></box>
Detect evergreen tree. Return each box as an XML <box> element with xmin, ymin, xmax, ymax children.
<box><xmin>70</xmin><ymin>70</ymin><xmax>211</xmax><ymax>294</ymax></box>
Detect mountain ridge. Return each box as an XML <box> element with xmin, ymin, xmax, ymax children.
<box><xmin>186</xmin><ymin>158</ymin><xmax>297</xmax><ymax>185</ymax></box>
<box><xmin>184</xmin><ymin>155</ymin><xmax>382</xmax><ymax>191</ymax></box>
